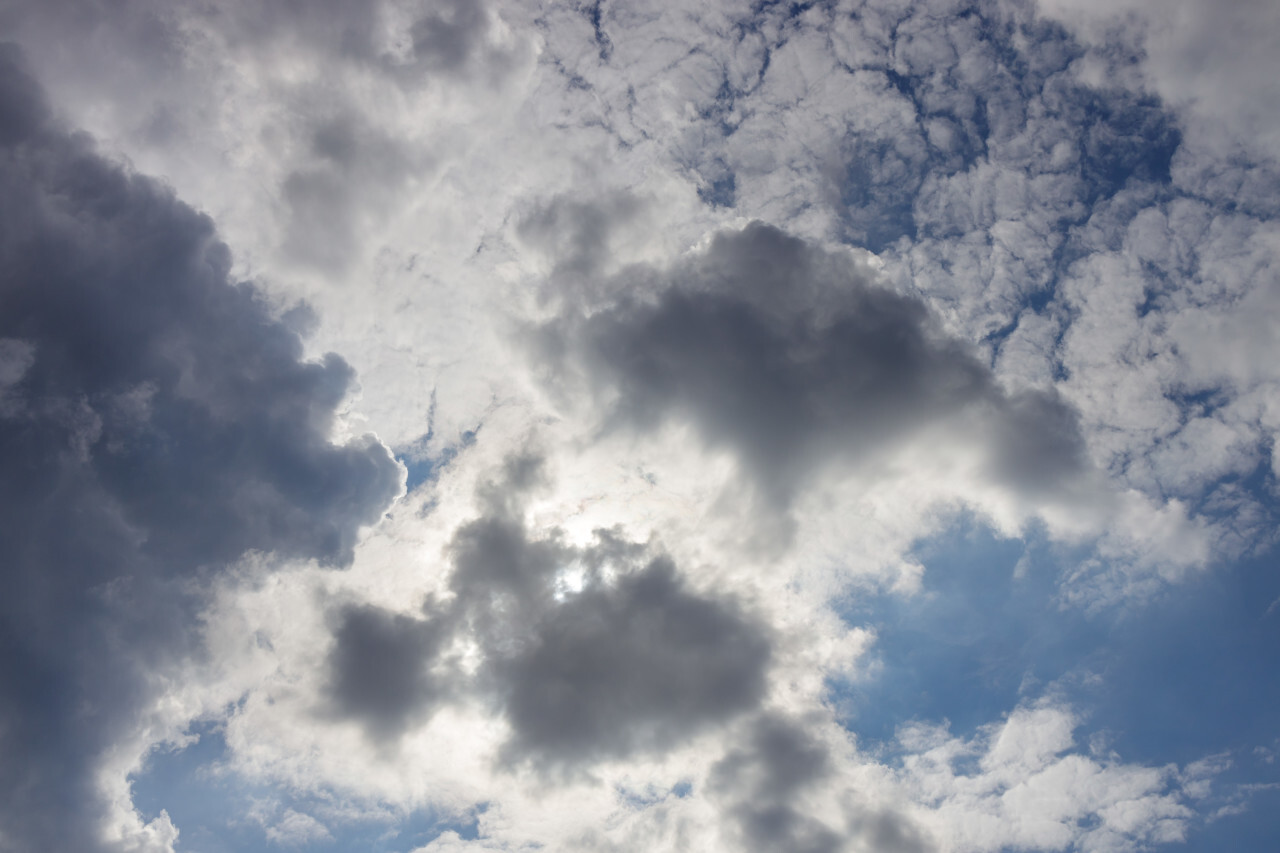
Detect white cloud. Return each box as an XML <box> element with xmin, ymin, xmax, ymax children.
<box><xmin>262</xmin><ymin>808</ymin><xmax>335</xmax><ymax>847</ymax></box>
<box><xmin>894</xmin><ymin>702</ymin><xmax>1212</xmax><ymax>853</ymax></box>
<box><xmin>1035</xmin><ymin>0</ymin><xmax>1280</xmax><ymax>162</ymax></box>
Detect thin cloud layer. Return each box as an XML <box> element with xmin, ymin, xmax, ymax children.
<box><xmin>0</xmin><ymin>47</ymin><xmax>400</xmax><ymax>851</ymax></box>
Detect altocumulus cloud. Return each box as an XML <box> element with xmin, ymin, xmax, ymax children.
<box><xmin>0</xmin><ymin>46</ymin><xmax>400</xmax><ymax>851</ymax></box>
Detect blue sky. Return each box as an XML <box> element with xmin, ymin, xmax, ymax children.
<box><xmin>2</xmin><ymin>1</ymin><xmax>1280</xmax><ymax>851</ymax></box>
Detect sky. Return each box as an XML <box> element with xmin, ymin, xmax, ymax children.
<box><xmin>0</xmin><ymin>0</ymin><xmax>1278</xmax><ymax>851</ymax></box>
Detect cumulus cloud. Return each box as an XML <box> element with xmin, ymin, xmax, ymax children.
<box><xmin>537</xmin><ymin>221</ymin><xmax>1095</xmax><ymax>531</ymax></box>
<box><xmin>709</xmin><ymin>714</ymin><xmax>847</xmax><ymax>853</ymax></box>
<box><xmin>0</xmin><ymin>46</ymin><xmax>400</xmax><ymax>851</ymax></box>
<box><xmin>1036</xmin><ymin>0</ymin><xmax>1280</xmax><ymax>161</ymax></box>
<box><xmin>895</xmin><ymin>702</ymin><xmax>1214</xmax><ymax>853</ymax></box>
<box><xmin>314</xmin><ymin>454</ymin><xmax>775</xmax><ymax>769</ymax></box>
<box><xmin>495</xmin><ymin>553</ymin><xmax>772</xmax><ymax>767</ymax></box>
<box><xmin>324</xmin><ymin>602</ymin><xmax>454</xmax><ymax>742</ymax></box>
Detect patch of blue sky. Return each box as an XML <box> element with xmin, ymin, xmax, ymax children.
<box><xmin>614</xmin><ymin>780</ymin><xmax>695</xmax><ymax>811</ymax></box>
<box><xmin>399</xmin><ymin>452</ymin><xmax>439</xmax><ymax>495</ymax></box>
<box><xmin>697</xmin><ymin>169</ymin><xmax>736</xmax><ymax>209</ymax></box>
<box><xmin>394</xmin><ymin>389</ymin><xmax>480</xmax><ymax>494</ymax></box>
<box><xmin>1083</xmin><ymin>547</ymin><xmax>1280</xmax><ymax>769</ymax></box>
<box><xmin>838</xmin><ymin>136</ymin><xmax>924</xmax><ymax>254</ymax></box>
<box><xmin>832</xmin><ymin>518</ymin><xmax>1089</xmax><ymax>745</ymax></box>
<box><xmin>831</xmin><ymin>514</ymin><xmax>1280</xmax><ymax>848</ymax></box>
<box><xmin>131</xmin><ymin>722</ymin><xmax>479</xmax><ymax>852</ymax></box>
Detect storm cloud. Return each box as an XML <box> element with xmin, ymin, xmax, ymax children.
<box><xmin>451</xmin><ymin>460</ymin><xmax>775</xmax><ymax>769</ymax></box>
<box><xmin>710</xmin><ymin>714</ymin><xmax>934</xmax><ymax>853</ymax></box>
<box><xmin>0</xmin><ymin>46</ymin><xmax>400</xmax><ymax>851</ymax></box>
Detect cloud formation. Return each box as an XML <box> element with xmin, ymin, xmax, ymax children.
<box><xmin>497</xmin><ymin>553</ymin><xmax>772</xmax><ymax>766</ymax></box>
<box><xmin>1</xmin><ymin>0</ymin><xmax>1279</xmax><ymax>850</ymax></box>
<box><xmin>325</xmin><ymin>602</ymin><xmax>453</xmax><ymax>742</ymax></box>
<box><xmin>539</xmin><ymin>221</ymin><xmax>1093</xmax><ymax>523</ymax></box>
<box><xmin>0</xmin><ymin>46</ymin><xmax>400</xmax><ymax>851</ymax></box>
<box><xmin>319</xmin><ymin>455</ymin><xmax>775</xmax><ymax>769</ymax></box>
<box><xmin>710</xmin><ymin>714</ymin><xmax>847</xmax><ymax>853</ymax></box>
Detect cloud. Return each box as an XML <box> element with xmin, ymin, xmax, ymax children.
<box><xmin>891</xmin><ymin>701</ymin><xmax>1217</xmax><ymax>853</ymax></box>
<box><xmin>0</xmin><ymin>45</ymin><xmax>400</xmax><ymax>851</ymax></box>
<box><xmin>2</xmin><ymin>0</ymin><xmax>1278</xmax><ymax>850</ymax></box>
<box><xmin>317</xmin><ymin>454</ymin><xmax>775</xmax><ymax>769</ymax></box>
<box><xmin>710</xmin><ymin>714</ymin><xmax>844</xmax><ymax>853</ymax></box>
<box><xmin>324</xmin><ymin>602</ymin><xmax>454</xmax><ymax>742</ymax></box>
<box><xmin>1035</xmin><ymin>0</ymin><xmax>1280</xmax><ymax>162</ymax></box>
<box><xmin>496</xmin><ymin>554</ymin><xmax>772</xmax><ymax>767</ymax></box>
<box><xmin>262</xmin><ymin>808</ymin><xmax>335</xmax><ymax>847</ymax></box>
<box><xmin>401</xmin><ymin>0</ymin><xmax>494</xmax><ymax>75</ymax></box>
<box><xmin>537</xmin><ymin>221</ymin><xmax>1094</xmax><ymax>526</ymax></box>
<box><xmin>710</xmin><ymin>713</ymin><xmax>937</xmax><ymax>853</ymax></box>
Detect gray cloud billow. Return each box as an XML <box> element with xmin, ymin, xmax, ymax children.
<box><xmin>0</xmin><ymin>46</ymin><xmax>401</xmax><ymax>851</ymax></box>
<box><xmin>325</xmin><ymin>603</ymin><xmax>453</xmax><ymax>743</ymax></box>
<box><xmin>323</xmin><ymin>455</ymin><xmax>773</xmax><ymax>770</ymax></box>
<box><xmin>710</xmin><ymin>713</ymin><xmax>934</xmax><ymax>853</ymax></box>
<box><xmin>711</xmin><ymin>714</ymin><xmax>843</xmax><ymax>853</ymax></box>
<box><xmin>538</xmin><ymin>222</ymin><xmax>1090</xmax><ymax>513</ymax></box>
<box><xmin>497</xmin><ymin>554</ymin><xmax>772</xmax><ymax>766</ymax></box>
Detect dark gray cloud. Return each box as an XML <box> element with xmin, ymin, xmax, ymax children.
<box><xmin>248</xmin><ymin>0</ymin><xmax>513</xmax><ymax>90</ymax></box>
<box><xmin>498</xmin><ymin>555</ymin><xmax>772</xmax><ymax>766</ymax></box>
<box><xmin>443</xmin><ymin>454</ymin><xmax>569</xmax><ymax>656</ymax></box>
<box><xmin>0</xmin><ymin>0</ymin><xmax>509</xmax><ymax>93</ymax></box>
<box><xmin>712</xmin><ymin>714</ymin><xmax>832</xmax><ymax>801</ymax></box>
<box><xmin>280</xmin><ymin>108</ymin><xmax>425</xmax><ymax>272</ymax></box>
<box><xmin>710</xmin><ymin>715</ymin><xmax>844</xmax><ymax>853</ymax></box>
<box><xmin>314</xmin><ymin>455</ymin><xmax>773</xmax><ymax>768</ymax></box>
<box><xmin>405</xmin><ymin>0</ymin><xmax>492</xmax><ymax>75</ymax></box>
<box><xmin>172</xmin><ymin>0</ymin><xmax>493</xmax><ymax>77</ymax></box>
<box><xmin>859</xmin><ymin>810</ymin><xmax>933</xmax><ymax>853</ymax></box>
<box><xmin>324</xmin><ymin>602</ymin><xmax>452</xmax><ymax>742</ymax></box>
<box><xmin>449</xmin><ymin>460</ymin><xmax>773</xmax><ymax>769</ymax></box>
<box><xmin>4</xmin><ymin>0</ymin><xmax>496</xmax><ymax>277</ymax></box>
<box><xmin>537</xmin><ymin>222</ymin><xmax>1089</xmax><ymax>514</ymax></box>
<box><xmin>0</xmin><ymin>45</ymin><xmax>401</xmax><ymax>851</ymax></box>
<box><xmin>308</xmin><ymin>452</ymin><xmax>774</xmax><ymax>769</ymax></box>
<box><xmin>710</xmin><ymin>714</ymin><xmax>933</xmax><ymax>853</ymax></box>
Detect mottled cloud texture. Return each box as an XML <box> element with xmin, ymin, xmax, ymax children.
<box><xmin>1</xmin><ymin>0</ymin><xmax>1279</xmax><ymax>851</ymax></box>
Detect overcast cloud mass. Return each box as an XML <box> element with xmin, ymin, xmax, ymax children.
<box><xmin>1</xmin><ymin>0</ymin><xmax>1278</xmax><ymax>851</ymax></box>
